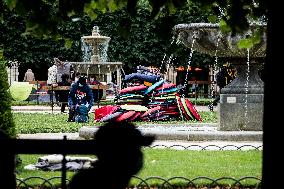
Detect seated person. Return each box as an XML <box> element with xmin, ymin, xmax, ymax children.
<box><xmin>68</xmin><ymin>76</ymin><xmax>94</xmax><ymax>122</ymax></box>
<box><xmin>88</xmin><ymin>75</ymin><xmax>103</xmax><ymax>102</ymax></box>
<box><xmin>89</xmin><ymin>75</ymin><xmax>100</xmax><ymax>85</ymax></box>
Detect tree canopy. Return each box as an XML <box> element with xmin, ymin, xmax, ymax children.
<box><xmin>0</xmin><ymin>1</ymin><xmax>217</xmax><ymax>80</ymax></box>
<box><xmin>0</xmin><ymin>0</ymin><xmax>267</xmax><ymax>36</ymax></box>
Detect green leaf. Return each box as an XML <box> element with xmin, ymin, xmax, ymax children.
<box><xmin>64</xmin><ymin>38</ymin><xmax>73</xmax><ymax>49</ymax></box>
<box><xmin>238</xmin><ymin>39</ymin><xmax>254</xmax><ymax>49</ymax></box>
<box><xmin>208</xmin><ymin>15</ymin><xmax>218</xmax><ymax>23</ymax></box>
<box><xmin>219</xmin><ymin>19</ymin><xmax>231</xmax><ymax>33</ymax></box>
<box><xmin>4</xmin><ymin>0</ymin><xmax>17</xmax><ymax>10</ymax></box>
<box><xmin>237</xmin><ymin>30</ymin><xmax>262</xmax><ymax>49</ymax></box>
<box><xmin>0</xmin><ymin>49</ymin><xmax>3</xmax><ymax>60</ymax></box>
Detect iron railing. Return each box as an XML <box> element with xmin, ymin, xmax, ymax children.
<box><xmin>16</xmin><ymin>175</ymin><xmax>261</xmax><ymax>189</ymax></box>
<box><xmin>151</xmin><ymin>144</ymin><xmax>263</xmax><ymax>150</ymax></box>
<box><xmin>1</xmin><ymin>137</ymin><xmax>262</xmax><ymax>189</ymax></box>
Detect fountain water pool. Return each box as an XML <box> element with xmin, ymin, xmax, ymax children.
<box><xmin>174</xmin><ymin>23</ymin><xmax>266</xmax><ymax>131</ymax></box>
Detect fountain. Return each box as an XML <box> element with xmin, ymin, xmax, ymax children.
<box><xmin>78</xmin><ymin>23</ymin><xmax>263</xmax><ymax>141</ymax></box>
<box><xmin>69</xmin><ymin>26</ymin><xmax>123</xmax><ymax>90</ymax></box>
<box><xmin>174</xmin><ymin>23</ymin><xmax>266</xmax><ymax>131</ymax></box>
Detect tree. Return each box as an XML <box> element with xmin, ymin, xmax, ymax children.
<box><xmin>1</xmin><ymin>1</ymin><xmax>213</xmax><ymax>78</ymax></box>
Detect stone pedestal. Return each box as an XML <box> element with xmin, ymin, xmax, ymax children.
<box><xmin>219</xmin><ymin>59</ymin><xmax>264</xmax><ymax>131</ymax></box>
<box><xmin>219</xmin><ymin>94</ymin><xmax>263</xmax><ymax>131</ymax></box>
<box><xmin>106</xmin><ymin>72</ymin><xmax>112</xmax><ymax>83</ymax></box>
<box><xmin>116</xmin><ymin>67</ymin><xmax>121</xmax><ymax>91</ymax></box>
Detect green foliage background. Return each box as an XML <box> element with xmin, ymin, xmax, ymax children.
<box><xmin>0</xmin><ymin>2</ymin><xmax>214</xmax><ymax>80</ymax></box>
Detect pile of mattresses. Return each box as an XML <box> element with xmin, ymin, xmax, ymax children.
<box><xmin>143</xmin><ymin>80</ymin><xmax>179</xmax><ymax>121</ymax></box>
<box><xmin>95</xmin><ymin>80</ymin><xmax>202</xmax><ymax>122</ymax></box>
<box><xmin>115</xmin><ymin>85</ymin><xmax>147</xmax><ymax>105</ymax></box>
<box><xmin>143</xmin><ymin>79</ymin><xmax>201</xmax><ymax>121</ymax></box>
<box><xmin>95</xmin><ymin>66</ymin><xmax>202</xmax><ymax>122</ymax></box>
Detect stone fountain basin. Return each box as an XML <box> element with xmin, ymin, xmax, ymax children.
<box><xmin>174</xmin><ymin>23</ymin><xmax>266</xmax><ymax>58</ymax></box>
<box><xmin>70</xmin><ymin>62</ymin><xmax>123</xmax><ymax>74</ymax></box>
<box><xmin>81</xmin><ymin>36</ymin><xmax>110</xmax><ymax>44</ymax></box>
<box><xmin>79</xmin><ymin>123</ymin><xmax>262</xmax><ymax>141</ymax></box>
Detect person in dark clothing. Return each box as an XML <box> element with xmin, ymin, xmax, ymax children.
<box><xmin>68</xmin><ymin>122</ymin><xmax>155</xmax><ymax>189</ymax></box>
<box><xmin>208</xmin><ymin>65</ymin><xmax>236</xmax><ymax>111</ymax></box>
<box><xmin>56</xmin><ymin>74</ymin><xmax>71</xmax><ymax>113</ymax></box>
<box><xmin>74</xmin><ymin>72</ymin><xmax>81</xmax><ymax>83</ymax></box>
<box><xmin>88</xmin><ymin>75</ymin><xmax>103</xmax><ymax>102</ymax></box>
<box><xmin>68</xmin><ymin>76</ymin><xmax>94</xmax><ymax>122</ymax></box>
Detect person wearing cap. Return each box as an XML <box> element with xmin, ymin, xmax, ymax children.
<box><xmin>67</xmin><ymin>76</ymin><xmax>94</xmax><ymax>122</ymax></box>
<box><xmin>68</xmin><ymin>122</ymin><xmax>155</xmax><ymax>189</ymax></box>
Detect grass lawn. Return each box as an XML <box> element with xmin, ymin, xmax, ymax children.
<box><xmin>16</xmin><ymin>149</ymin><xmax>262</xmax><ymax>187</ymax></box>
<box><xmin>13</xmin><ymin>111</ymin><xmax>217</xmax><ymax>134</ymax></box>
<box><xmin>13</xmin><ymin>111</ymin><xmax>261</xmax><ymax>187</ymax></box>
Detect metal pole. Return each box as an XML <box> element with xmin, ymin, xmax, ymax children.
<box><xmin>9</xmin><ymin>64</ymin><xmax>12</xmax><ymax>86</ymax></box>
<box><xmin>51</xmin><ymin>85</ymin><xmax>54</xmax><ymax>113</ymax></box>
<box><xmin>195</xmin><ymin>80</ymin><xmax>198</xmax><ymax>104</ymax></box>
<box><xmin>97</xmin><ymin>84</ymin><xmax>100</xmax><ymax>108</ymax></box>
<box><xmin>36</xmin><ymin>80</ymin><xmax>39</xmax><ymax>105</ymax></box>
<box><xmin>61</xmin><ymin>136</ymin><xmax>67</xmax><ymax>189</ymax></box>
<box><xmin>14</xmin><ymin>63</ymin><xmax>16</xmax><ymax>81</ymax></box>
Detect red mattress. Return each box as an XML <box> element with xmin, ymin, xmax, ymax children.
<box><xmin>116</xmin><ymin>111</ymin><xmax>137</xmax><ymax>122</ymax></box>
<box><xmin>119</xmin><ymin>85</ymin><xmax>147</xmax><ymax>94</ymax></box>
<box><xmin>185</xmin><ymin>98</ymin><xmax>202</xmax><ymax>121</ymax></box>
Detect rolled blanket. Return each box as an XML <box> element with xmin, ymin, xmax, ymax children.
<box><xmin>124</xmin><ymin>73</ymin><xmax>160</xmax><ymax>83</ymax></box>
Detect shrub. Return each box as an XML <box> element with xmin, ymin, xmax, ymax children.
<box><xmin>0</xmin><ymin>61</ymin><xmax>16</xmax><ymax>137</ymax></box>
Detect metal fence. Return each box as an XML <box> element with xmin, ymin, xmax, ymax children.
<box><xmin>151</xmin><ymin>144</ymin><xmax>262</xmax><ymax>151</ymax></box>
<box><xmin>2</xmin><ymin>138</ymin><xmax>262</xmax><ymax>189</ymax></box>
<box><xmin>16</xmin><ymin>175</ymin><xmax>261</xmax><ymax>189</ymax></box>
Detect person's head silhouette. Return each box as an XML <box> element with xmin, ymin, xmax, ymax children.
<box><xmin>69</xmin><ymin>121</ymin><xmax>155</xmax><ymax>189</ymax></box>
<box><xmin>94</xmin><ymin>121</ymin><xmax>155</xmax><ymax>175</ymax></box>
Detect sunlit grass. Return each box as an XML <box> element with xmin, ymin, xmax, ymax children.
<box><xmin>13</xmin><ymin>111</ymin><xmax>217</xmax><ymax>134</ymax></box>
<box><xmin>17</xmin><ymin>149</ymin><xmax>262</xmax><ymax>186</ymax></box>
